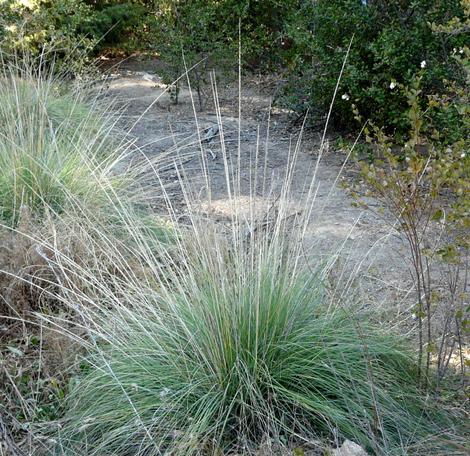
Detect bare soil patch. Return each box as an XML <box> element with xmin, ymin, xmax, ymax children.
<box><xmin>101</xmin><ymin>57</ymin><xmax>413</xmax><ymax>316</ymax></box>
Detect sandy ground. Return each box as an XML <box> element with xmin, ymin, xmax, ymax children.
<box><xmin>101</xmin><ymin>58</ymin><xmax>415</xmax><ymax>322</ymax></box>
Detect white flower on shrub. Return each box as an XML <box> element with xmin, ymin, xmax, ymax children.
<box><xmin>461</xmin><ymin>153</ymin><xmax>466</xmax><ymax>158</ymax></box>
<box><xmin>341</xmin><ymin>93</ymin><xmax>350</xmax><ymax>101</ymax></box>
<box><xmin>420</xmin><ymin>60</ymin><xmax>426</xmax><ymax>68</ymax></box>
<box><xmin>389</xmin><ymin>81</ymin><xmax>397</xmax><ymax>89</ymax></box>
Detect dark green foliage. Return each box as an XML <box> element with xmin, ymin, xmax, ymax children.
<box><xmin>150</xmin><ymin>0</ymin><xmax>298</xmax><ymax>108</ymax></box>
<box><xmin>80</xmin><ymin>2</ymin><xmax>148</xmax><ymax>52</ymax></box>
<box><xmin>151</xmin><ymin>0</ymin><xmax>235</xmax><ymax>107</ymax></box>
<box><xmin>0</xmin><ymin>0</ymin><xmax>96</xmax><ymax>74</ymax></box>
<box><xmin>0</xmin><ymin>0</ymin><xmax>293</xmax><ymax>70</ymax></box>
<box><xmin>0</xmin><ymin>0</ymin><xmax>151</xmax><ymax>70</ymax></box>
<box><xmin>279</xmin><ymin>0</ymin><xmax>468</xmax><ymax>136</ymax></box>
<box><xmin>221</xmin><ymin>0</ymin><xmax>298</xmax><ymax>70</ymax></box>
<box><xmin>1</xmin><ymin>0</ymin><xmax>467</xmax><ymax>139</ymax></box>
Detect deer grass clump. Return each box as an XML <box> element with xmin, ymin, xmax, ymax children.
<box><xmin>52</xmin><ymin>202</ymin><xmax>455</xmax><ymax>455</ymax></box>
<box><xmin>0</xmin><ymin>59</ymin><xmax>127</xmax><ymax>225</ymax></box>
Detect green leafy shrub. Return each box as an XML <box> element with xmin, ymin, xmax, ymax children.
<box><xmin>279</xmin><ymin>0</ymin><xmax>468</xmax><ymax>136</ymax></box>
<box><xmin>0</xmin><ymin>0</ymin><xmax>295</xmax><ymax>78</ymax></box>
<box><xmin>0</xmin><ymin>0</ymin><xmax>96</xmax><ymax>74</ymax></box>
<box><xmin>227</xmin><ymin>0</ymin><xmax>298</xmax><ymax>70</ymax></box>
<box><xmin>151</xmin><ymin>0</ymin><xmax>233</xmax><ymax>108</ymax></box>
<box><xmin>348</xmin><ymin>65</ymin><xmax>469</xmax><ymax>390</ymax></box>
<box><xmin>151</xmin><ymin>0</ymin><xmax>298</xmax><ymax>108</ymax></box>
<box><xmin>80</xmin><ymin>2</ymin><xmax>149</xmax><ymax>53</ymax></box>
<box><xmin>340</xmin><ymin>2</ymin><xmax>469</xmax><ymax>393</ymax></box>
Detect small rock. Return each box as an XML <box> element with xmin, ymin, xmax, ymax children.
<box><xmin>202</xmin><ymin>125</ymin><xmax>219</xmax><ymax>143</ymax></box>
<box><xmin>142</xmin><ymin>73</ymin><xmax>156</xmax><ymax>82</ymax></box>
<box><xmin>331</xmin><ymin>440</ymin><xmax>368</xmax><ymax>456</ymax></box>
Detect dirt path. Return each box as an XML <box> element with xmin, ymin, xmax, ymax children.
<box><xmin>103</xmin><ymin>60</ymin><xmax>414</xmax><ymax>317</ymax></box>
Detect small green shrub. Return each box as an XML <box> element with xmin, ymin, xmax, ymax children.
<box><xmin>348</xmin><ymin>65</ymin><xmax>469</xmax><ymax>390</ymax></box>
<box><xmin>151</xmin><ymin>0</ymin><xmax>298</xmax><ymax>108</ymax></box>
<box><xmin>151</xmin><ymin>0</ymin><xmax>233</xmax><ymax>108</ymax></box>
